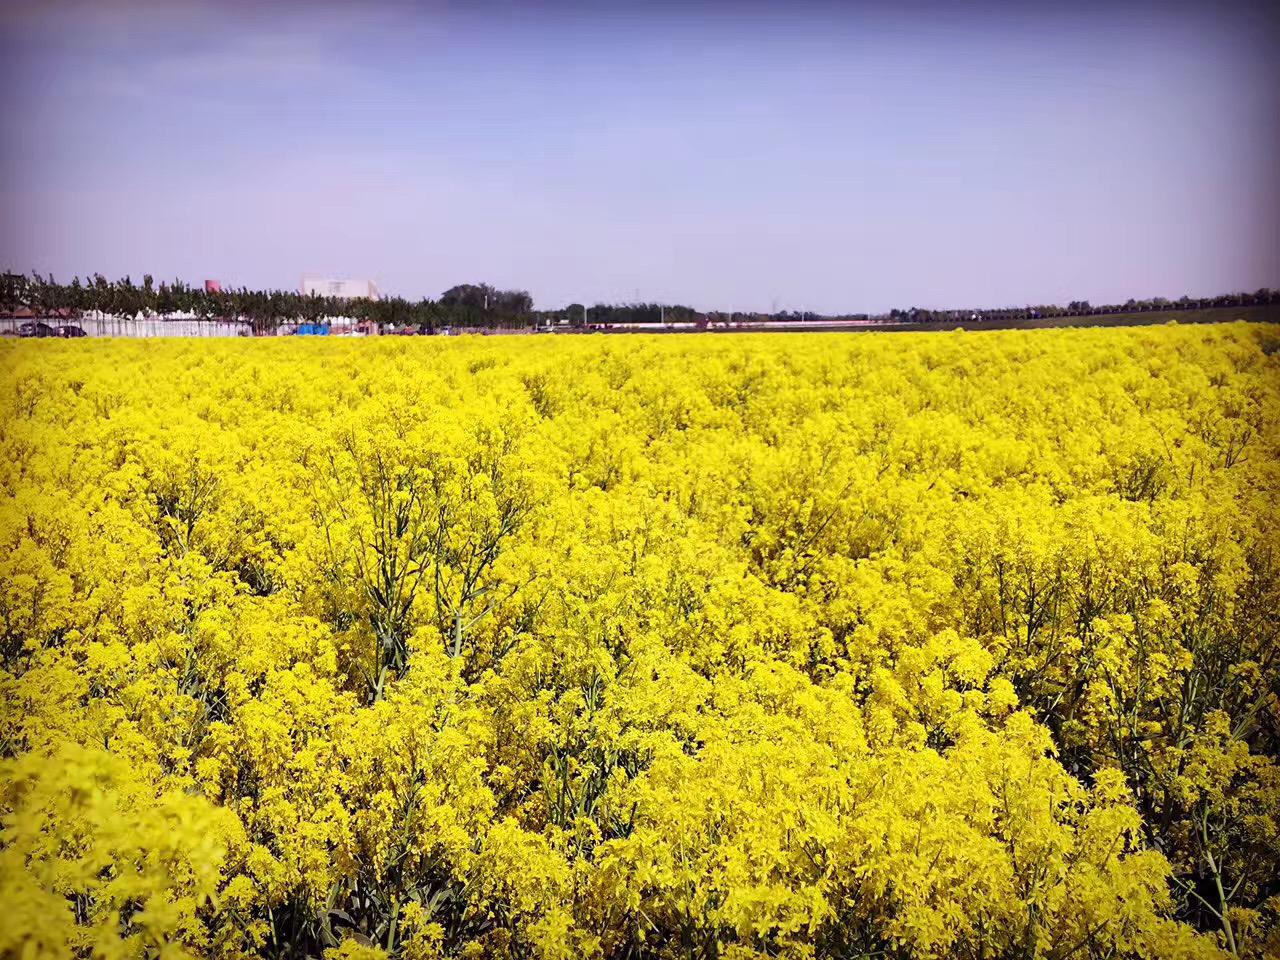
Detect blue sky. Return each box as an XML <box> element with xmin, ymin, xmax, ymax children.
<box><xmin>1</xmin><ymin>0</ymin><xmax>1276</xmax><ymax>312</ymax></box>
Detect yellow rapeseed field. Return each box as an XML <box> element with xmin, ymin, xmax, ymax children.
<box><xmin>1</xmin><ymin>324</ymin><xmax>1278</xmax><ymax>960</ymax></box>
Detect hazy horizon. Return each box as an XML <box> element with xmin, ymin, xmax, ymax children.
<box><xmin>2</xmin><ymin>0</ymin><xmax>1277</xmax><ymax>314</ymax></box>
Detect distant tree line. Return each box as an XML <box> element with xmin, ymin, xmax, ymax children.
<box><xmin>880</xmin><ymin>290</ymin><xmax>1278</xmax><ymax>325</ymax></box>
<box><xmin>2</xmin><ymin>271</ymin><xmax>1275</xmax><ymax>334</ymax></box>
<box><xmin>0</xmin><ymin>273</ymin><xmax>538</xmax><ymax>335</ymax></box>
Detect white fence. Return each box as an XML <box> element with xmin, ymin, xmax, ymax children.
<box><xmin>0</xmin><ymin>315</ymin><xmax>387</xmax><ymax>338</ymax></box>
<box><xmin>0</xmin><ymin>315</ymin><xmax>250</xmax><ymax>338</ymax></box>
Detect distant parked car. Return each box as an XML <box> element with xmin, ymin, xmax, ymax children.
<box><xmin>55</xmin><ymin>325</ymin><xmax>87</xmax><ymax>338</ymax></box>
<box><xmin>19</xmin><ymin>321</ymin><xmax>56</xmax><ymax>337</ymax></box>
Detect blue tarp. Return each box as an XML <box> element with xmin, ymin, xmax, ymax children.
<box><xmin>297</xmin><ymin>324</ymin><xmax>330</xmax><ymax>336</ymax></box>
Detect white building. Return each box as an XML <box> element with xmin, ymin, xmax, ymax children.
<box><xmin>300</xmin><ymin>276</ymin><xmax>380</xmax><ymax>300</ymax></box>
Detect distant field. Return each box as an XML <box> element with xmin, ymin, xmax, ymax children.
<box><xmin>937</xmin><ymin>303</ymin><xmax>1280</xmax><ymax>330</ymax></box>
<box><xmin>593</xmin><ymin>303</ymin><xmax>1280</xmax><ymax>335</ymax></box>
<box><xmin>719</xmin><ymin>303</ymin><xmax>1280</xmax><ymax>334</ymax></box>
